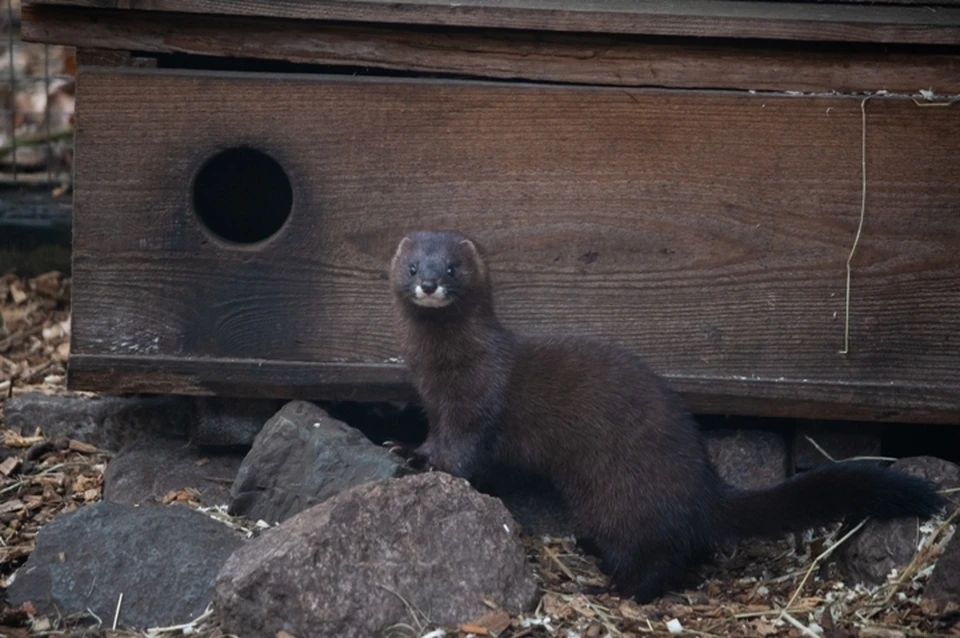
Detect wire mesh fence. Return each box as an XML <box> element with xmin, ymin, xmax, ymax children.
<box><xmin>1</xmin><ymin>0</ymin><xmax>75</xmax><ymax>194</ymax></box>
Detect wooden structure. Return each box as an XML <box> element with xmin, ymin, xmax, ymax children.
<box><xmin>21</xmin><ymin>1</ymin><xmax>960</xmax><ymax>424</ymax></box>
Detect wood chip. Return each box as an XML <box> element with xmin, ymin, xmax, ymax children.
<box><xmin>2</xmin><ymin>432</ymin><xmax>44</xmax><ymax>448</ymax></box>
<box><xmin>0</xmin><ymin>456</ymin><xmax>20</xmax><ymax>476</ymax></box>
<box><xmin>10</xmin><ymin>283</ymin><xmax>27</xmax><ymax>305</ymax></box>
<box><xmin>32</xmin><ymin>617</ymin><xmax>52</xmax><ymax>632</ymax></box>
<box><xmin>68</xmin><ymin>440</ymin><xmax>100</xmax><ymax>454</ymax></box>
<box><xmin>467</xmin><ymin>610</ymin><xmax>512</xmax><ymax>635</ymax></box>
<box><xmin>0</xmin><ymin>499</ymin><xmax>25</xmax><ymax>514</ymax></box>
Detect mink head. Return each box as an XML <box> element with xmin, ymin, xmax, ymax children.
<box><xmin>390</xmin><ymin>230</ymin><xmax>490</xmax><ymax>312</ymax></box>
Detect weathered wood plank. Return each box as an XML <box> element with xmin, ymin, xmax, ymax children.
<box><xmin>20</xmin><ymin>6</ymin><xmax>960</xmax><ymax>94</ymax></box>
<box><xmin>75</xmin><ymin>48</ymin><xmax>156</xmax><ymax>67</ymax></box>
<box><xmin>70</xmin><ymin>68</ymin><xmax>960</xmax><ymax>422</ymax></box>
<box><xmin>66</xmin><ymin>354</ymin><xmax>960</xmax><ymax>424</ymax></box>
<box><xmin>23</xmin><ymin>0</ymin><xmax>960</xmax><ymax>45</ymax></box>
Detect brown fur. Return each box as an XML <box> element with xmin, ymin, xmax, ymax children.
<box><xmin>390</xmin><ymin>230</ymin><xmax>945</xmax><ymax>602</ymax></box>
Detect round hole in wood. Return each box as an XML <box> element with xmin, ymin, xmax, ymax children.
<box><xmin>192</xmin><ymin>146</ymin><xmax>293</xmax><ymax>245</ymax></box>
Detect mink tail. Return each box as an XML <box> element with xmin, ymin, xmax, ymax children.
<box><xmin>718</xmin><ymin>461</ymin><xmax>946</xmax><ymax>542</ymax></box>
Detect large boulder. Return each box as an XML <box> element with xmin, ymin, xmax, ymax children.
<box><xmin>840</xmin><ymin>456</ymin><xmax>959</xmax><ymax>585</ymax></box>
<box><xmin>3</xmin><ymin>392</ymin><xmax>191</xmax><ymax>451</ymax></box>
<box><xmin>228</xmin><ymin>400</ymin><xmax>404</xmax><ymax>524</ymax></box>
<box><xmin>925</xmin><ymin>534</ymin><xmax>960</xmax><ymax>606</ymax></box>
<box><xmin>103</xmin><ymin>435</ymin><xmax>244</xmax><ymax>507</ymax></box>
<box><xmin>7</xmin><ymin>501</ymin><xmax>245</xmax><ymax>629</ymax></box>
<box><xmin>215</xmin><ymin>472</ymin><xmax>539</xmax><ymax>638</ymax></box>
<box><xmin>705</xmin><ymin>428</ymin><xmax>788</xmax><ymax>490</ymax></box>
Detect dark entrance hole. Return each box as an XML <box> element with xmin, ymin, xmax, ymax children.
<box><xmin>192</xmin><ymin>147</ymin><xmax>293</xmax><ymax>244</ymax></box>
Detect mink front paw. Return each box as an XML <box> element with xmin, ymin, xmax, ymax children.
<box><xmin>383</xmin><ymin>440</ymin><xmax>435</xmax><ymax>474</ymax></box>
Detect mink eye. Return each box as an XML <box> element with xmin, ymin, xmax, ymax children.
<box><xmin>409</xmin><ymin>264</ymin><xmax>418</xmax><ymax>276</ymax></box>
<box><xmin>446</xmin><ymin>265</ymin><xmax>456</xmax><ymax>277</ymax></box>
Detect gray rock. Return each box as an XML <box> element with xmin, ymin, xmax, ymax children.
<box><xmin>104</xmin><ymin>435</ymin><xmax>244</xmax><ymax>507</ymax></box>
<box><xmin>925</xmin><ymin>534</ymin><xmax>960</xmax><ymax>604</ymax></box>
<box><xmin>794</xmin><ymin>422</ymin><xmax>883</xmax><ymax>471</ymax></box>
<box><xmin>705</xmin><ymin>429</ymin><xmax>788</xmax><ymax>490</ymax></box>
<box><xmin>3</xmin><ymin>392</ymin><xmax>192</xmax><ymax>451</ymax></box>
<box><xmin>228</xmin><ymin>400</ymin><xmax>403</xmax><ymax>524</ymax></box>
<box><xmin>841</xmin><ymin>456</ymin><xmax>960</xmax><ymax>585</ymax></box>
<box><xmin>189</xmin><ymin>397</ymin><xmax>283</xmax><ymax>448</ymax></box>
<box><xmin>215</xmin><ymin>472</ymin><xmax>539</xmax><ymax>638</ymax></box>
<box><xmin>8</xmin><ymin>501</ymin><xmax>244</xmax><ymax>629</ymax></box>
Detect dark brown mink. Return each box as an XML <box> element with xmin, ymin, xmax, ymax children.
<box><xmin>388</xmin><ymin>230</ymin><xmax>945</xmax><ymax>603</ymax></box>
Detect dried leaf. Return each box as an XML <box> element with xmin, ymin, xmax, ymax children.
<box><xmin>467</xmin><ymin>610</ymin><xmax>511</xmax><ymax>635</ymax></box>
<box><xmin>458</xmin><ymin>624</ymin><xmax>489</xmax><ymax>635</ymax></box>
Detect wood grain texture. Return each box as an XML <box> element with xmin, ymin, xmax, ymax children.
<box><xmin>22</xmin><ymin>0</ymin><xmax>960</xmax><ymax>45</ymax></box>
<box><xmin>70</xmin><ymin>68</ymin><xmax>960</xmax><ymax>422</ymax></box>
<box><xmin>66</xmin><ymin>355</ymin><xmax>960</xmax><ymax>424</ymax></box>
<box><xmin>75</xmin><ymin>47</ymin><xmax>157</xmax><ymax>67</ymax></box>
<box><xmin>21</xmin><ymin>6</ymin><xmax>960</xmax><ymax>94</ymax></box>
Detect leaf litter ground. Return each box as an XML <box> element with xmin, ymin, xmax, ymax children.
<box><xmin>0</xmin><ymin>273</ymin><xmax>957</xmax><ymax>638</ymax></box>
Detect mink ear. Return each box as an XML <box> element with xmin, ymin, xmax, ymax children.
<box><xmin>390</xmin><ymin>236</ymin><xmax>413</xmax><ymax>271</ymax></box>
<box><xmin>459</xmin><ymin>238</ymin><xmax>487</xmax><ymax>279</ymax></box>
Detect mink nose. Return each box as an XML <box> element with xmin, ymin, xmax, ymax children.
<box><xmin>420</xmin><ymin>280</ymin><xmax>438</xmax><ymax>294</ymax></box>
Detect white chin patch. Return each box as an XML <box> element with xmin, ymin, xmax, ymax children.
<box><xmin>413</xmin><ymin>285</ymin><xmax>453</xmax><ymax>308</ymax></box>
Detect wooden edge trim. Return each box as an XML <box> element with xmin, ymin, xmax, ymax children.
<box><xmin>66</xmin><ymin>354</ymin><xmax>960</xmax><ymax>424</ymax></box>
<box><xmin>21</xmin><ymin>6</ymin><xmax>960</xmax><ymax>94</ymax></box>
<box><xmin>19</xmin><ymin>0</ymin><xmax>960</xmax><ymax>45</ymax></box>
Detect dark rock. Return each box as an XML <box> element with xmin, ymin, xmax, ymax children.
<box><xmin>215</xmin><ymin>472</ymin><xmax>538</xmax><ymax>638</ymax></box>
<box><xmin>794</xmin><ymin>422</ymin><xmax>883</xmax><ymax>471</ymax></box>
<box><xmin>189</xmin><ymin>397</ymin><xmax>283</xmax><ymax>449</ymax></box>
<box><xmin>8</xmin><ymin>501</ymin><xmax>244</xmax><ymax>629</ymax></box>
<box><xmin>705</xmin><ymin>429</ymin><xmax>788</xmax><ymax>490</ymax></box>
<box><xmin>892</xmin><ymin>456</ymin><xmax>960</xmax><ymax>508</ymax></box>
<box><xmin>3</xmin><ymin>392</ymin><xmax>191</xmax><ymax>451</ymax></box>
<box><xmin>104</xmin><ymin>435</ymin><xmax>244</xmax><ymax>507</ymax></box>
<box><xmin>841</xmin><ymin>456</ymin><xmax>960</xmax><ymax>585</ymax></box>
<box><xmin>925</xmin><ymin>534</ymin><xmax>960</xmax><ymax>604</ymax></box>
<box><xmin>228</xmin><ymin>400</ymin><xmax>403</xmax><ymax>524</ymax></box>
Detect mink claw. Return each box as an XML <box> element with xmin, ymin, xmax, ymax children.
<box><xmin>382</xmin><ymin>439</ymin><xmax>417</xmax><ymax>459</ymax></box>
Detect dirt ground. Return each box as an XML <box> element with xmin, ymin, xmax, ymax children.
<box><xmin>1</xmin><ymin>272</ymin><xmax>958</xmax><ymax>638</ymax></box>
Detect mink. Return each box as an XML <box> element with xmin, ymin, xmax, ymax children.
<box><xmin>388</xmin><ymin>230</ymin><xmax>945</xmax><ymax>603</ymax></box>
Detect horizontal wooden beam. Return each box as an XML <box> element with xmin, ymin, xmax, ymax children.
<box><xmin>22</xmin><ymin>0</ymin><xmax>960</xmax><ymax>45</ymax></box>
<box><xmin>21</xmin><ymin>6</ymin><xmax>960</xmax><ymax>94</ymax></box>
<box><xmin>67</xmin><ymin>354</ymin><xmax>960</xmax><ymax>424</ymax></box>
